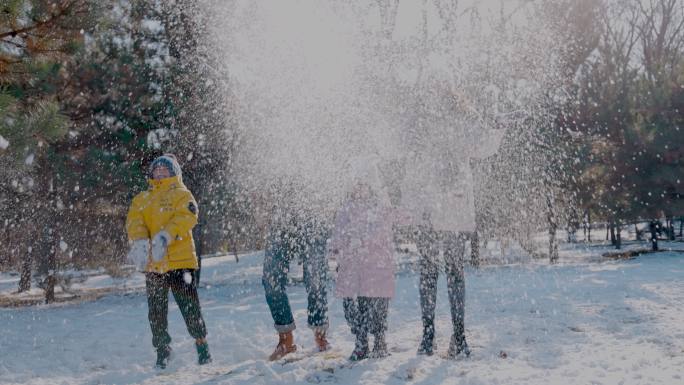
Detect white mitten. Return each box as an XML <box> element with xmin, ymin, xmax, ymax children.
<box><xmin>127</xmin><ymin>239</ymin><xmax>150</xmax><ymax>271</ymax></box>
<box><xmin>151</xmin><ymin>230</ymin><xmax>171</xmax><ymax>262</ymax></box>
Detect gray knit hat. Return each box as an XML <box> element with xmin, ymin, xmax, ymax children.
<box><xmin>149</xmin><ymin>154</ymin><xmax>182</xmax><ymax>179</ymax></box>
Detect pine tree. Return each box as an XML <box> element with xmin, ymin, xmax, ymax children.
<box><xmin>158</xmin><ymin>0</ymin><xmax>236</xmax><ymax>256</ymax></box>
<box><xmin>1</xmin><ymin>0</ymin><xmax>96</xmax><ymax>297</ymax></box>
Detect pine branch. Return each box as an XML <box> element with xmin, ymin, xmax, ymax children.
<box><xmin>1</xmin><ymin>39</ymin><xmax>26</xmax><ymax>49</ymax></box>
<box><xmin>0</xmin><ymin>1</ymin><xmax>79</xmax><ymax>39</ymax></box>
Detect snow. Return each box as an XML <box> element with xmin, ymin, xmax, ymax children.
<box><xmin>0</xmin><ymin>134</ymin><xmax>9</xmax><ymax>150</ymax></box>
<box><xmin>1</xmin><ymin>246</ymin><xmax>683</xmax><ymax>384</ymax></box>
<box><xmin>217</xmin><ymin>0</ymin><xmax>561</xmax><ymax>219</ymax></box>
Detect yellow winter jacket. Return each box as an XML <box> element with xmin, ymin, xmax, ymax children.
<box><xmin>126</xmin><ymin>175</ymin><xmax>199</xmax><ymax>273</ymax></box>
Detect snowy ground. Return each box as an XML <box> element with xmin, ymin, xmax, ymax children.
<box><xmin>1</xmin><ymin>243</ymin><xmax>683</xmax><ymax>385</ymax></box>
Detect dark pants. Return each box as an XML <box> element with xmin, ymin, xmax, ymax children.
<box><xmin>343</xmin><ymin>297</ymin><xmax>390</xmax><ymax>345</ymax></box>
<box><xmin>262</xmin><ymin>225</ymin><xmax>329</xmax><ymax>332</ymax></box>
<box><xmin>146</xmin><ymin>269</ymin><xmax>207</xmax><ymax>350</ymax></box>
<box><xmin>417</xmin><ymin>229</ymin><xmax>467</xmax><ymax>346</ymax></box>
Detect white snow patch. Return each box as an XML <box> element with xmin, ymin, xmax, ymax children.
<box><xmin>0</xmin><ymin>247</ymin><xmax>683</xmax><ymax>384</ymax></box>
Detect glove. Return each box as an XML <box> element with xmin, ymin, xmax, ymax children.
<box><xmin>127</xmin><ymin>239</ymin><xmax>150</xmax><ymax>271</ymax></box>
<box><xmin>151</xmin><ymin>230</ymin><xmax>171</xmax><ymax>262</ymax></box>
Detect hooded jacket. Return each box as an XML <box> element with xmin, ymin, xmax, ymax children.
<box><xmin>330</xmin><ymin>196</ymin><xmax>410</xmax><ymax>299</ymax></box>
<box><xmin>126</xmin><ymin>174</ymin><xmax>199</xmax><ymax>273</ymax></box>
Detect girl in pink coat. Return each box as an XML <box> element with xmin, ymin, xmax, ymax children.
<box><xmin>330</xmin><ymin>180</ymin><xmax>410</xmax><ymax>361</ymax></box>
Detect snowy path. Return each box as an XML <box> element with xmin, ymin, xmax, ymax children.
<box><xmin>1</xmin><ymin>250</ymin><xmax>683</xmax><ymax>385</ymax></box>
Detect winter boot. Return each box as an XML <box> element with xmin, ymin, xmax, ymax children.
<box><xmin>417</xmin><ymin>330</ymin><xmax>434</xmax><ymax>356</ymax></box>
<box><xmin>446</xmin><ymin>334</ymin><xmax>470</xmax><ymax>359</ymax></box>
<box><xmin>196</xmin><ymin>340</ymin><xmax>212</xmax><ymax>365</ymax></box>
<box><xmin>269</xmin><ymin>331</ymin><xmax>297</xmax><ymax>361</ymax></box>
<box><xmin>314</xmin><ymin>329</ymin><xmax>330</xmax><ymax>352</ymax></box>
<box><xmin>349</xmin><ymin>334</ymin><xmax>369</xmax><ymax>361</ymax></box>
<box><xmin>371</xmin><ymin>334</ymin><xmax>389</xmax><ymax>358</ymax></box>
<box><xmin>155</xmin><ymin>346</ymin><xmax>172</xmax><ymax>369</ymax></box>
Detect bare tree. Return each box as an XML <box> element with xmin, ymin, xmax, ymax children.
<box><xmin>636</xmin><ymin>0</ymin><xmax>684</xmax><ymax>89</ymax></box>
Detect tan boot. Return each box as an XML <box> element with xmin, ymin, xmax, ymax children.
<box><xmin>269</xmin><ymin>331</ymin><xmax>297</xmax><ymax>361</ymax></box>
<box><xmin>314</xmin><ymin>329</ymin><xmax>330</xmax><ymax>352</ymax></box>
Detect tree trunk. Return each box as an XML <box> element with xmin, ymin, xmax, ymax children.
<box><xmin>567</xmin><ymin>224</ymin><xmax>574</xmax><ymax>243</ymax></box>
<box><xmin>615</xmin><ymin>220</ymin><xmax>621</xmax><ymax>249</ymax></box>
<box><xmin>547</xmin><ymin>195</ymin><xmax>559</xmax><ymax>264</ymax></box>
<box><xmin>634</xmin><ymin>222</ymin><xmax>641</xmax><ymax>241</ymax></box>
<box><xmin>609</xmin><ymin>221</ymin><xmax>616</xmax><ymax>246</ymax></box>
<box><xmin>231</xmin><ymin>234</ymin><xmax>240</xmax><ymax>263</ymax></box>
<box><xmin>17</xmin><ymin>247</ymin><xmax>32</xmax><ymax>293</ymax></box>
<box><xmin>194</xmin><ymin>223</ymin><xmax>204</xmax><ymax>258</ymax></box>
<box><xmin>665</xmin><ymin>216</ymin><xmax>670</xmax><ymax>240</ymax></box>
<box><xmin>649</xmin><ymin>220</ymin><xmax>659</xmax><ymax>251</ymax></box>
<box><xmin>38</xmin><ymin>216</ymin><xmax>58</xmax><ymax>304</ymax></box>
<box><xmin>587</xmin><ymin>211</ymin><xmax>591</xmax><ymax>242</ymax></box>
<box><xmin>679</xmin><ymin>216</ymin><xmax>683</xmax><ymax>238</ymax></box>
<box><xmin>44</xmin><ymin>245</ymin><xmax>57</xmax><ymax>304</ymax></box>
<box><xmin>549</xmin><ymin>225</ymin><xmax>558</xmax><ymax>263</ymax></box>
<box><xmin>470</xmin><ymin>231</ymin><xmax>480</xmax><ymax>268</ymax></box>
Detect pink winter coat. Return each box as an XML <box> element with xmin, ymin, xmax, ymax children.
<box><xmin>330</xmin><ymin>198</ymin><xmax>410</xmax><ymax>299</ymax></box>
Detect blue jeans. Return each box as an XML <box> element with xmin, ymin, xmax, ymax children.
<box><xmin>262</xmin><ymin>223</ymin><xmax>329</xmax><ymax>333</ymax></box>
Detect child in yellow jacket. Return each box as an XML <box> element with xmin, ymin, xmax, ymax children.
<box><xmin>126</xmin><ymin>154</ymin><xmax>211</xmax><ymax>369</ymax></box>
